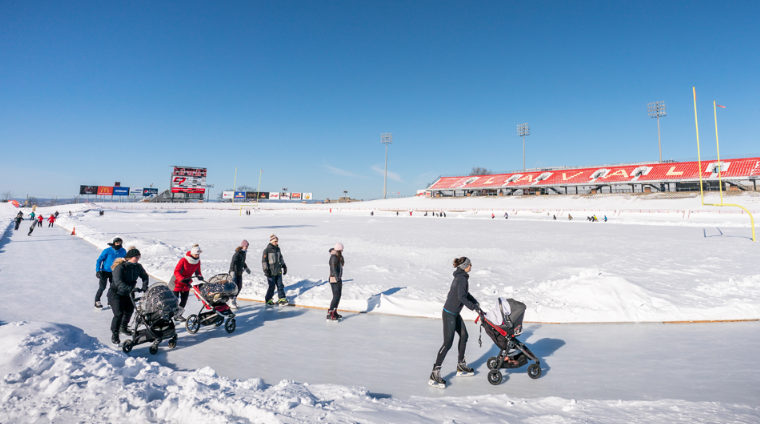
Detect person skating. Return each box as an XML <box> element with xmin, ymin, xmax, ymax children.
<box><xmin>37</xmin><ymin>214</ymin><xmax>43</xmax><ymax>227</ymax></box>
<box><xmin>95</xmin><ymin>237</ymin><xmax>126</xmax><ymax>308</ymax></box>
<box><xmin>504</xmin><ymin>212</ymin><xmax>508</xmax><ymax>219</ymax></box>
<box><xmin>47</xmin><ymin>214</ymin><xmax>56</xmax><ymax>227</ymax></box>
<box><xmin>172</xmin><ymin>245</ymin><xmax>204</xmax><ymax>321</ymax></box>
<box><xmin>327</xmin><ymin>243</ymin><xmax>345</xmax><ymax>321</ymax></box>
<box><xmin>27</xmin><ymin>219</ymin><xmax>36</xmax><ymax>236</ymax></box>
<box><xmin>228</xmin><ymin>240</ymin><xmax>251</xmax><ymax>310</ymax></box>
<box><xmin>491</xmin><ymin>213</ymin><xmax>495</xmax><ymax>219</ymax></box>
<box><xmin>262</xmin><ymin>235</ymin><xmax>288</xmax><ymax>305</ymax></box>
<box><xmin>13</xmin><ymin>212</ymin><xmax>23</xmax><ymax>230</ymax></box>
<box><xmin>54</xmin><ymin>211</ymin><xmax>59</xmax><ymax>219</ymax></box>
<box><xmin>108</xmin><ymin>248</ymin><xmax>149</xmax><ymax>346</ymax></box>
<box><xmin>568</xmin><ymin>214</ymin><xmax>573</xmax><ymax>221</ymax></box>
<box><xmin>604</xmin><ymin>215</ymin><xmax>608</xmax><ymax>222</ymax></box>
<box><xmin>29</xmin><ymin>211</ymin><xmax>35</xmax><ymax>221</ymax></box>
<box><xmin>429</xmin><ymin>257</ymin><xmax>482</xmax><ymax>389</ymax></box>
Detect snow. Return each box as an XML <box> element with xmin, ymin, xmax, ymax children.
<box><xmin>2</xmin><ymin>321</ymin><xmax>759</xmax><ymax>423</ymax></box>
<box><xmin>40</xmin><ymin>194</ymin><xmax>760</xmax><ymax>324</ymax></box>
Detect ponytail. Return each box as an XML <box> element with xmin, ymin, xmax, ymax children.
<box><xmin>453</xmin><ymin>257</ymin><xmax>468</xmax><ymax>268</ymax></box>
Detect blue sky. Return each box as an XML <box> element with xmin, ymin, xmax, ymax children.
<box><xmin>2</xmin><ymin>1</ymin><xmax>759</xmax><ymax>199</ymax></box>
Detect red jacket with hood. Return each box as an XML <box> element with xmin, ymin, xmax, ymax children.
<box><xmin>173</xmin><ymin>251</ymin><xmax>203</xmax><ymax>292</ymax></box>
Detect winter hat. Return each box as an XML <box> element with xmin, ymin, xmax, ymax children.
<box><xmin>191</xmin><ymin>246</ymin><xmax>202</xmax><ymax>255</ymax></box>
<box><xmin>457</xmin><ymin>257</ymin><xmax>471</xmax><ymax>270</ymax></box>
<box><xmin>125</xmin><ymin>248</ymin><xmax>141</xmax><ymax>259</ymax></box>
<box><xmin>241</xmin><ymin>240</ymin><xmax>249</xmax><ymax>248</ymax></box>
<box><xmin>333</xmin><ymin>242</ymin><xmax>344</xmax><ymax>251</ymax></box>
<box><xmin>270</xmin><ymin>234</ymin><xmax>278</xmax><ymax>243</ymax></box>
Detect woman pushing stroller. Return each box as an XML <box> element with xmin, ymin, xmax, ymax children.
<box><xmin>109</xmin><ymin>248</ymin><xmax>149</xmax><ymax>346</ymax></box>
<box><xmin>172</xmin><ymin>245</ymin><xmax>204</xmax><ymax>322</ymax></box>
<box><xmin>429</xmin><ymin>256</ymin><xmax>482</xmax><ymax>389</ymax></box>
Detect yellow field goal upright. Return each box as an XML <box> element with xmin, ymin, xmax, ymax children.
<box><xmin>692</xmin><ymin>86</ymin><xmax>756</xmax><ymax>242</ymax></box>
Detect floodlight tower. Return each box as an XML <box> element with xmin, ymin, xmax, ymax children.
<box><xmin>648</xmin><ymin>101</ymin><xmax>667</xmax><ymax>162</ymax></box>
<box><xmin>381</xmin><ymin>133</ymin><xmax>393</xmax><ymax>199</ymax></box>
<box><xmin>517</xmin><ymin>123</ymin><xmax>530</xmax><ymax>171</ymax></box>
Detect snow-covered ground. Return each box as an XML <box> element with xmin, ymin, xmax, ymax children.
<box><xmin>39</xmin><ymin>194</ymin><xmax>760</xmax><ymax>323</ymax></box>
<box><xmin>1</xmin><ymin>198</ymin><xmax>759</xmax><ymax>423</ymax></box>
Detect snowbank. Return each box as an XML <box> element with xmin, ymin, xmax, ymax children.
<box><xmin>1</xmin><ymin>321</ymin><xmax>758</xmax><ymax>423</ymax></box>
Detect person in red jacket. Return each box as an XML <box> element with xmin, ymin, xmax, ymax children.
<box><xmin>47</xmin><ymin>214</ymin><xmax>56</xmax><ymax>227</ymax></box>
<box><xmin>172</xmin><ymin>245</ymin><xmax>204</xmax><ymax>322</ymax></box>
<box><xmin>37</xmin><ymin>214</ymin><xmax>43</xmax><ymax>227</ymax></box>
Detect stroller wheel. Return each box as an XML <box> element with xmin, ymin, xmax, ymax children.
<box><xmin>487</xmin><ymin>370</ymin><xmax>502</xmax><ymax>385</ymax></box>
<box><xmin>527</xmin><ymin>363</ymin><xmax>542</xmax><ymax>379</ymax></box>
<box><xmin>224</xmin><ymin>318</ymin><xmax>236</xmax><ymax>333</ymax></box>
<box><xmin>168</xmin><ymin>335</ymin><xmax>178</xmax><ymax>349</ymax></box>
<box><xmin>186</xmin><ymin>315</ymin><xmax>200</xmax><ymax>334</ymax></box>
<box><xmin>487</xmin><ymin>357</ymin><xmax>499</xmax><ymax>370</ymax></box>
<box><xmin>215</xmin><ymin>317</ymin><xmax>224</xmax><ymax>327</ymax></box>
<box><xmin>149</xmin><ymin>342</ymin><xmax>159</xmax><ymax>355</ymax></box>
<box><xmin>122</xmin><ymin>340</ymin><xmax>133</xmax><ymax>354</ymax></box>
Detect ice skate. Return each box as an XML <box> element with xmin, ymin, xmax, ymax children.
<box><xmin>111</xmin><ymin>333</ymin><xmax>120</xmax><ymax>346</ymax></box>
<box><xmin>277</xmin><ymin>298</ymin><xmax>289</xmax><ymax>306</ymax></box>
<box><xmin>229</xmin><ymin>298</ymin><xmax>239</xmax><ymax>310</ymax></box>
<box><xmin>428</xmin><ymin>366</ymin><xmax>446</xmax><ymax>389</ymax></box>
<box><xmin>119</xmin><ymin>327</ymin><xmax>134</xmax><ymax>336</ymax></box>
<box><xmin>456</xmin><ymin>359</ymin><xmax>475</xmax><ymax>377</ymax></box>
<box><xmin>326</xmin><ymin>309</ymin><xmax>341</xmax><ymax>322</ymax></box>
<box><xmin>266</xmin><ymin>299</ymin><xmax>275</xmax><ymax>306</ymax></box>
<box><xmin>94</xmin><ymin>301</ymin><xmax>102</xmax><ymax>309</ymax></box>
<box><xmin>174</xmin><ymin>315</ymin><xmax>187</xmax><ymax>323</ymax></box>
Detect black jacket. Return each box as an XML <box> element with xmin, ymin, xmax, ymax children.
<box><xmin>262</xmin><ymin>243</ymin><xmax>286</xmax><ymax>277</ymax></box>
<box><xmin>112</xmin><ymin>261</ymin><xmax>149</xmax><ymax>296</ymax></box>
<box><xmin>229</xmin><ymin>249</ymin><xmax>249</xmax><ymax>275</ymax></box>
<box><xmin>14</xmin><ymin>216</ymin><xmax>23</xmax><ymax>224</ymax></box>
<box><xmin>329</xmin><ymin>252</ymin><xmax>343</xmax><ymax>283</ymax></box>
<box><xmin>442</xmin><ymin>268</ymin><xmax>478</xmax><ymax>315</ymax></box>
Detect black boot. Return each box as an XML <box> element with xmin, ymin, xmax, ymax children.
<box><xmin>111</xmin><ymin>333</ymin><xmax>120</xmax><ymax>346</ymax></box>
<box><xmin>120</xmin><ymin>327</ymin><xmax>133</xmax><ymax>336</ymax></box>
<box><xmin>428</xmin><ymin>366</ymin><xmax>446</xmax><ymax>388</ymax></box>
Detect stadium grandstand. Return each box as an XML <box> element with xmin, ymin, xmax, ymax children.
<box><xmin>425</xmin><ymin>156</ymin><xmax>760</xmax><ymax>196</ymax></box>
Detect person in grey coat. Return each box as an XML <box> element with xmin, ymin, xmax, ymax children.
<box><xmin>262</xmin><ymin>234</ymin><xmax>288</xmax><ymax>305</ymax></box>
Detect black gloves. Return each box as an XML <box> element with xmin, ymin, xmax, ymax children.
<box><xmin>96</xmin><ymin>271</ymin><xmax>102</xmax><ymax>279</ymax></box>
<box><xmin>142</xmin><ymin>284</ymin><xmax>149</xmax><ymax>292</ymax></box>
<box><xmin>197</xmin><ymin>275</ymin><xmax>204</xmax><ymax>281</ymax></box>
<box><xmin>181</xmin><ymin>278</ymin><xmax>192</xmax><ymax>283</ymax></box>
<box><xmin>283</xmin><ymin>266</ymin><xmax>287</xmax><ymax>275</ymax></box>
<box><xmin>245</xmin><ymin>268</ymin><xmax>251</xmax><ymax>275</ymax></box>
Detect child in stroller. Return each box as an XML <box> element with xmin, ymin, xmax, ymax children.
<box><xmin>185</xmin><ymin>274</ymin><xmax>239</xmax><ymax>334</ymax></box>
<box><xmin>122</xmin><ymin>282</ymin><xmax>182</xmax><ymax>354</ymax></box>
<box><xmin>476</xmin><ymin>297</ymin><xmax>542</xmax><ymax>385</ymax></box>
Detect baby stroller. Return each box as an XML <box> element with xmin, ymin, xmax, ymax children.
<box><xmin>122</xmin><ymin>283</ymin><xmax>182</xmax><ymax>354</ymax></box>
<box><xmin>185</xmin><ymin>274</ymin><xmax>238</xmax><ymax>334</ymax></box>
<box><xmin>476</xmin><ymin>297</ymin><xmax>542</xmax><ymax>385</ymax></box>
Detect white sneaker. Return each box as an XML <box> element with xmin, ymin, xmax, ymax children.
<box><xmin>230</xmin><ymin>299</ymin><xmax>239</xmax><ymax>310</ymax></box>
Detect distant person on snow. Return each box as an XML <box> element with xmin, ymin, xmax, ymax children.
<box><xmin>27</xmin><ymin>219</ymin><xmax>36</xmax><ymax>236</ymax></box>
<box><xmin>69</xmin><ymin>211</ymin><xmax>72</xmax><ymax>217</ymax></box>
<box><xmin>108</xmin><ymin>248</ymin><xmax>149</xmax><ymax>346</ymax></box>
<box><xmin>429</xmin><ymin>257</ymin><xmax>481</xmax><ymax>389</ymax></box>
<box><xmin>29</xmin><ymin>211</ymin><xmax>35</xmax><ymax>221</ymax></box>
<box><xmin>262</xmin><ymin>235</ymin><xmax>288</xmax><ymax>305</ymax></box>
<box><xmin>604</xmin><ymin>215</ymin><xmax>608</xmax><ymax>222</ymax></box>
<box><xmin>228</xmin><ymin>240</ymin><xmax>251</xmax><ymax>310</ymax></box>
<box><xmin>491</xmin><ymin>213</ymin><xmax>495</xmax><ymax>219</ymax></box>
<box><xmin>172</xmin><ymin>245</ymin><xmax>204</xmax><ymax>321</ymax></box>
<box><xmin>95</xmin><ymin>237</ymin><xmax>126</xmax><ymax>309</ymax></box>
<box><xmin>54</xmin><ymin>211</ymin><xmax>59</xmax><ymax>219</ymax></box>
<box><xmin>396</xmin><ymin>211</ymin><xmax>399</xmax><ymax>216</ymax></box>
<box><xmin>37</xmin><ymin>215</ymin><xmax>43</xmax><ymax>227</ymax></box>
<box><xmin>371</xmin><ymin>211</ymin><xmax>374</xmax><ymax>216</ymax></box>
<box><xmin>568</xmin><ymin>214</ymin><xmax>573</xmax><ymax>221</ymax></box>
<box><xmin>553</xmin><ymin>215</ymin><xmax>557</xmax><ymax>220</ymax></box>
<box><xmin>47</xmin><ymin>214</ymin><xmax>56</xmax><ymax>227</ymax></box>
<box><xmin>327</xmin><ymin>243</ymin><xmax>345</xmax><ymax>321</ymax></box>
<box><xmin>504</xmin><ymin>212</ymin><xmax>508</xmax><ymax>219</ymax></box>
<box><xmin>14</xmin><ymin>213</ymin><xmax>23</xmax><ymax>230</ymax></box>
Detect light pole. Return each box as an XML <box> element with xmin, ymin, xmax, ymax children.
<box><xmin>517</xmin><ymin>123</ymin><xmax>530</xmax><ymax>171</ymax></box>
<box><xmin>381</xmin><ymin>133</ymin><xmax>393</xmax><ymax>199</ymax></box>
<box><xmin>343</xmin><ymin>190</ymin><xmax>348</xmax><ymax>202</ymax></box>
<box><xmin>648</xmin><ymin>101</ymin><xmax>667</xmax><ymax>162</ymax></box>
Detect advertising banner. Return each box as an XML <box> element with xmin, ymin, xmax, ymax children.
<box><xmin>143</xmin><ymin>188</ymin><xmax>159</xmax><ymax>197</ymax></box>
<box><xmin>302</xmin><ymin>193</ymin><xmax>313</xmax><ymax>200</ymax></box>
<box><xmin>234</xmin><ymin>191</ymin><xmax>245</xmax><ymax>200</ymax></box>
<box><xmin>258</xmin><ymin>192</ymin><xmax>269</xmax><ymax>200</ymax></box>
<box><xmin>80</xmin><ymin>185</ymin><xmax>98</xmax><ymax>195</ymax></box>
<box><xmin>113</xmin><ymin>187</ymin><xmax>130</xmax><ymax>196</ymax></box>
<box><xmin>171</xmin><ymin>166</ymin><xmax>207</xmax><ymax>194</ymax></box>
<box><xmin>222</xmin><ymin>191</ymin><xmax>235</xmax><ymax>199</ymax></box>
<box><xmin>246</xmin><ymin>191</ymin><xmax>258</xmax><ymax>200</ymax></box>
<box><xmin>291</xmin><ymin>192</ymin><xmax>301</xmax><ymax>200</ymax></box>
<box><xmin>280</xmin><ymin>193</ymin><xmax>290</xmax><ymax>200</ymax></box>
<box><xmin>269</xmin><ymin>192</ymin><xmax>280</xmax><ymax>200</ymax></box>
<box><xmin>129</xmin><ymin>187</ymin><xmax>142</xmax><ymax>195</ymax></box>
<box><xmin>97</xmin><ymin>186</ymin><xmax>114</xmax><ymax>196</ymax></box>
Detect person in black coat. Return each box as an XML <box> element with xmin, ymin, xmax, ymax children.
<box><xmin>262</xmin><ymin>234</ymin><xmax>288</xmax><ymax>305</ymax></box>
<box><xmin>228</xmin><ymin>240</ymin><xmax>251</xmax><ymax>309</ymax></box>
<box><xmin>429</xmin><ymin>257</ymin><xmax>481</xmax><ymax>389</ymax></box>
<box><xmin>108</xmin><ymin>248</ymin><xmax>149</xmax><ymax>346</ymax></box>
<box><xmin>13</xmin><ymin>213</ymin><xmax>23</xmax><ymax>230</ymax></box>
<box><xmin>326</xmin><ymin>243</ymin><xmax>345</xmax><ymax>321</ymax></box>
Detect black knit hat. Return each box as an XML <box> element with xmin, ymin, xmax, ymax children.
<box><xmin>125</xmin><ymin>248</ymin><xmax>141</xmax><ymax>259</ymax></box>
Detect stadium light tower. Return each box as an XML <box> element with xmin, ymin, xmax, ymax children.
<box><xmin>381</xmin><ymin>133</ymin><xmax>393</xmax><ymax>199</ymax></box>
<box><xmin>648</xmin><ymin>101</ymin><xmax>667</xmax><ymax>162</ymax></box>
<box><xmin>517</xmin><ymin>123</ymin><xmax>530</xmax><ymax>171</ymax></box>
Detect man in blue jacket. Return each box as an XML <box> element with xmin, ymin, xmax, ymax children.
<box><xmin>95</xmin><ymin>237</ymin><xmax>126</xmax><ymax>308</ymax></box>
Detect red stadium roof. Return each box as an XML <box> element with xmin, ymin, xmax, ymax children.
<box><xmin>427</xmin><ymin>157</ymin><xmax>760</xmax><ymax>190</ymax></box>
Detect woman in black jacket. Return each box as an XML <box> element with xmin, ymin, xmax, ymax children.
<box><xmin>429</xmin><ymin>257</ymin><xmax>481</xmax><ymax>389</ymax></box>
<box><xmin>108</xmin><ymin>248</ymin><xmax>149</xmax><ymax>346</ymax></box>
<box><xmin>327</xmin><ymin>243</ymin><xmax>345</xmax><ymax>321</ymax></box>
<box><xmin>228</xmin><ymin>240</ymin><xmax>251</xmax><ymax>310</ymax></box>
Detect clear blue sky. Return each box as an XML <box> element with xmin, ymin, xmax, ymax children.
<box><xmin>2</xmin><ymin>1</ymin><xmax>759</xmax><ymax>199</ymax></box>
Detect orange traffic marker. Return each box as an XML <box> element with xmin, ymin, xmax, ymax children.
<box><xmin>71</xmin><ymin>227</ymin><xmax>76</xmax><ymax>236</ymax></box>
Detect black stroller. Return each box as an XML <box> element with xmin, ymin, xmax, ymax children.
<box><xmin>476</xmin><ymin>298</ymin><xmax>542</xmax><ymax>385</ymax></box>
<box><xmin>122</xmin><ymin>283</ymin><xmax>183</xmax><ymax>354</ymax></box>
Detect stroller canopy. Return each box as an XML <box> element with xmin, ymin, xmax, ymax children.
<box><xmin>484</xmin><ymin>297</ymin><xmax>526</xmax><ymax>333</ymax></box>
<box><xmin>200</xmin><ymin>274</ymin><xmax>239</xmax><ymax>304</ymax></box>
<box><xmin>142</xmin><ymin>283</ymin><xmax>182</xmax><ymax>322</ymax></box>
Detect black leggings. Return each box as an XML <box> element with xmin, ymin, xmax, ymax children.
<box><xmin>175</xmin><ymin>291</ymin><xmax>189</xmax><ymax>308</ymax></box>
<box><xmin>434</xmin><ymin>310</ymin><xmax>468</xmax><ymax>367</ymax></box>
<box><xmin>329</xmin><ymin>281</ymin><xmax>342</xmax><ymax>310</ymax></box>
<box><xmin>108</xmin><ymin>291</ymin><xmax>134</xmax><ymax>334</ymax></box>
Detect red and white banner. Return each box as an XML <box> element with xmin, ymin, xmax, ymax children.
<box><xmin>97</xmin><ymin>186</ymin><xmax>114</xmax><ymax>196</ymax></box>
<box><xmin>222</xmin><ymin>191</ymin><xmax>234</xmax><ymax>199</ymax></box>
<box><xmin>269</xmin><ymin>193</ymin><xmax>280</xmax><ymax>200</ymax></box>
<box><xmin>280</xmin><ymin>193</ymin><xmax>291</xmax><ymax>200</ymax></box>
<box><xmin>291</xmin><ymin>193</ymin><xmax>301</xmax><ymax>200</ymax></box>
<box><xmin>171</xmin><ymin>166</ymin><xmax>207</xmax><ymax>194</ymax></box>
